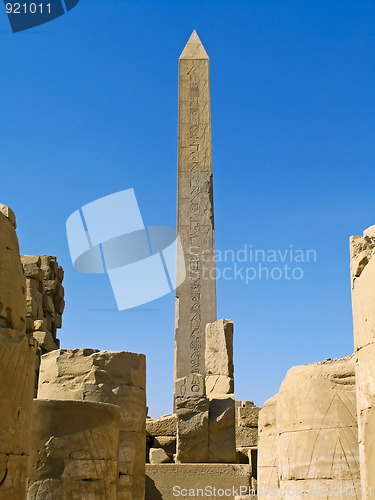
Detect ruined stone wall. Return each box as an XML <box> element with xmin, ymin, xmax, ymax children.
<box><xmin>37</xmin><ymin>349</ymin><xmax>146</xmax><ymax>500</ymax></box>
<box><xmin>0</xmin><ymin>205</ymin><xmax>38</xmax><ymax>498</ymax></box>
<box><xmin>21</xmin><ymin>255</ymin><xmax>64</xmax><ymax>352</ymax></box>
<box><xmin>350</xmin><ymin>225</ymin><xmax>375</xmax><ymax>499</ymax></box>
<box><xmin>20</xmin><ymin>254</ymin><xmax>65</xmax><ymax>394</ymax></box>
<box><xmin>236</xmin><ymin>401</ymin><xmax>260</xmax><ymax>451</ymax></box>
<box><xmin>147</xmin><ymin>415</ymin><xmax>177</xmax><ymax>464</ymax></box>
<box><xmin>257</xmin><ymin>357</ymin><xmax>361</xmax><ymax>499</ymax></box>
<box><xmin>235</xmin><ymin>400</ymin><xmax>260</xmax><ymax>489</ymax></box>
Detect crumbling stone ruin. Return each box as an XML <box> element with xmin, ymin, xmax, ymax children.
<box><xmin>0</xmin><ymin>204</ymin><xmax>146</xmax><ymax>499</ymax></box>
<box><xmin>21</xmin><ymin>254</ymin><xmax>65</xmax><ymax>394</ymax></box>
<box><xmin>258</xmin><ymin>356</ymin><xmax>361</xmax><ymax>498</ymax></box>
<box><xmin>22</xmin><ymin>254</ymin><xmax>64</xmax><ymax>353</ymax></box>
<box><xmin>37</xmin><ymin>349</ymin><xmax>146</xmax><ymax>499</ymax></box>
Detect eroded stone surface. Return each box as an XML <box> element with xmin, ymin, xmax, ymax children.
<box><xmin>21</xmin><ymin>255</ymin><xmax>64</xmax><ymax>351</ymax></box>
<box><xmin>27</xmin><ymin>399</ymin><xmax>120</xmax><ymax>499</ymax></box>
<box><xmin>149</xmin><ymin>448</ymin><xmax>170</xmax><ymax>464</ymax></box>
<box><xmin>351</xmin><ymin>229</ymin><xmax>375</xmax><ymax>499</ymax></box>
<box><xmin>236</xmin><ymin>401</ymin><xmax>260</xmax><ymax>448</ymax></box>
<box><xmin>146</xmin><ymin>414</ymin><xmax>177</xmax><ymax>437</ymax></box>
<box><xmin>209</xmin><ymin>395</ymin><xmax>236</xmax><ymax>463</ymax></box>
<box><xmin>174</xmin><ymin>30</ymin><xmax>217</xmax><ymax>399</ymax></box>
<box><xmin>258</xmin><ymin>357</ymin><xmax>361</xmax><ymax>499</ymax></box>
<box><xmin>175</xmin><ymin>396</ymin><xmax>209</xmax><ymax>463</ymax></box>
<box><xmin>257</xmin><ymin>395</ymin><xmax>278</xmax><ymax>496</ymax></box>
<box><xmin>0</xmin><ymin>203</ymin><xmax>16</xmax><ymax>229</ymax></box>
<box><xmin>153</xmin><ymin>436</ymin><xmax>176</xmax><ymax>456</ymax></box>
<box><xmin>146</xmin><ymin>464</ymin><xmax>252</xmax><ymax>500</ymax></box>
<box><xmin>0</xmin><ymin>209</ymin><xmax>37</xmax><ymax>499</ymax></box>
<box><xmin>38</xmin><ymin>349</ymin><xmax>146</xmax><ymax>500</ymax></box>
<box><xmin>205</xmin><ymin>319</ymin><xmax>234</xmax><ymax>380</ymax></box>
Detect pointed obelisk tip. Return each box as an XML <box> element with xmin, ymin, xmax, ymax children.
<box><xmin>179</xmin><ymin>30</ymin><xmax>209</xmax><ymax>60</ymax></box>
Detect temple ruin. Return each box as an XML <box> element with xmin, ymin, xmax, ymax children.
<box><xmin>0</xmin><ymin>31</ymin><xmax>374</xmax><ymax>500</ymax></box>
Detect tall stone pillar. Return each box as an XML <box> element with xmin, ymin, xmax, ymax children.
<box><xmin>174</xmin><ymin>30</ymin><xmax>217</xmax><ymax>394</ymax></box>
<box><xmin>174</xmin><ymin>31</ymin><xmax>217</xmax><ymax>463</ymax></box>
<box><xmin>350</xmin><ymin>225</ymin><xmax>375</xmax><ymax>499</ymax></box>
<box><xmin>0</xmin><ymin>205</ymin><xmax>37</xmax><ymax>499</ymax></box>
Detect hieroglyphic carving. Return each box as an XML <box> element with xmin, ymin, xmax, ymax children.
<box><xmin>174</xmin><ymin>31</ymin><xmax>216</xmax><ymax>403</ymax></box>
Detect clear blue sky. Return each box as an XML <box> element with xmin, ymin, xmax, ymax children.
<box><xmin>2</xmin><ymin>1</ymin><xmax>375</xmax><ymax>417</ymax></box>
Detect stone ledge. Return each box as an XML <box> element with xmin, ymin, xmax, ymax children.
<box><xmin>146</xmin><ymin>463</ymin><xmax>251</xmax><ymax>500</ymax></box>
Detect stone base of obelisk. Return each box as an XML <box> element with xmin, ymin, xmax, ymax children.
<box><xmin>145</xmin><ymin>464</ymin><xmax>252</xmax><ymax>500</ymax></box>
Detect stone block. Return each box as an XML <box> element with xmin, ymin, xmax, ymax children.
<box><xmin>42</xmin><ymin>294</ymin><xmax>55</xmax><ymax>314</ymax></box>
<box><xmin>44</xmin><ymin>280</ymin><xmax>56</xmax><ymax>294</ymax></box>
<box><xmin>0</xmin><ymin>203</ymin><xmax>16</xmax><ymax>228</ymax></box>
<box><xmin>175</xmin><ymin>372</ymin><xmax>205</xmax><ymax>398</ymax></box>
<box><xmin>175</xmin><ymin>394</ymin><xmax>209</xmax><ymax>463</ymax></box>
<box><xmin>206</xmin><ymin>374</ymin><xmax>234</xmax><ymax>396</ymax></box>
<box><xmin>33</xmin><ymin>318</ymin><xmax>47</xmax><ymax>331</ymax></box>
<box><xmin>153</xmin><ymin>436</ymin><xmax>176</xmax><ymax>455</ymax></box>
<box><xmin>21</xmin><ymin>257</ymin><xmax>43</xmax><ymax>282</ymax></box>
<box><xmin>146</xmin><ymin>414</ymin><xmax>177</xmax><ymax>437</ymax></box>
<box><xmin>57</xmin><ymin>265</ymin><xmax>64</xmax><ymax>281</ymax></box>
<box><xmin>146</xmin><ymin>464</ymin><xmax>252</xmax><ymax>500</ymax></box>
<box><xmin>55</xmin><ymin>313</ymin><xmax>62</xmax><ymax>329</ymax></box>
<box><xmin>33</xmin><ymin>330</ymin><xmax>58</xmax><ymax>353</ymax></box>
<box><xmin>205</xmin><ymin>319</ymin><xmax>234</xmax><ymax>377</ymax></box>
<box><xmin>238</xmin><ymin>406</ymin><xmax>260</xmax><ymax>427</ymax></box>
<box><xmin>53</xmin><ymin>296</ymin><xmax>65</xmax><ymax>315</ymax></box>
<box><xmin>26</xmin><ymin>297</ymin><xmax>37</xmax><ymax>318</ymax></box>
<box><xmin>236</xmin><ymin>426</ymin><xmax>258</xmax><ymax>447</ymax></box>
<box><xmin>45</xmin><ymin>312</ymin><xmax>53</xmax><ymax>331</ymax></box>
<box><xmin>26</xmin><ymin>277</ymin><xmax>41</xmax><ymax>291</ymax></box>
<box><xmin>26</xmin><ymin>288</ymin><xmax>43</xmax><ymax>317</ymax></box>
<box><xmin>209</xmin><ymin>396</ymin><xmax>236</xmax><ymax>463</ymax></box>
<box><xmin>149</xmin><ymin>448</ymin><xmax>171</xmax><ymax>464</ymax></box>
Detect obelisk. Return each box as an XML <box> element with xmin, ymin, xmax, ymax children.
<box><xmin>174</xmin><ymin>31</ymin><xmax>217</xmax><ymax>402</ymax></box>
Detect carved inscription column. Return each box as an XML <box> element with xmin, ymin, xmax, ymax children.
<box><xmin>174</xmin><ymin>31</ymin><xmax>217</xmax><ymax>405</ymax></box>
